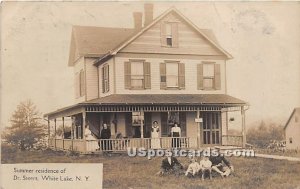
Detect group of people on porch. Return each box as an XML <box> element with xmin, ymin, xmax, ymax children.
<box><xmin>158</xmin><ymin>147</ymin><xmax>234</xmax><ymax>179</ymax></box>
<box><xmin>84</xmin><ymin>120</ymin><xmax>185</xmax><ymax>150</ymax></box>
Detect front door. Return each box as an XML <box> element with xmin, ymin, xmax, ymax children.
<box><xmin>202</xmin><ymin>112</ymin><xmax>221</xmax><ymax>145</ymax></box>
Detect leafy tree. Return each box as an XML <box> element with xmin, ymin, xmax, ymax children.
<box><xmin>247</xmin><ymin>121</ymin><xmax>284</xmax><ymax>148</ymax></box>
<box><xmin>2</xmin><ymin>100</ymin><xmax>47</xmax><ymax>150</ymax></box>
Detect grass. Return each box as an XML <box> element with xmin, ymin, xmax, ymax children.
<box><xmin>2</xmin><ymin>144</ymin><xmax>300</xmax><ymax>189</ymax></box>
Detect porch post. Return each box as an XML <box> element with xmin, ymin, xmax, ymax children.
<box><xmin>71</xmin><ymin>116</ymin><xmax>74</xmax><ymax>139</ymax></box>
<box><xmin>82</xmin><ymin>111</ymin><xmax>87</xmax><ymax>153</ymax></box>
<box><xmin>62</xmin><ymin>117</ymin><xmax>65</xmax><ymax>150</ymax></box>
<box><xmin>196</xmin><ymin>108</ymin><xmax>201</xmax><ymax>149</ymax></box>
<box><xmin>71</xmin><ymin>116</ymin><xmax>75</xmax><ymax>151</ymax></box>
<box><xmin>140</xmin><ymin>109</ymin><xmax>144</xmax><ymax>139</ymax></box>
<box><xmin>54</xmin><ymin>119</ymin><xmax>57</xmax><ymax>149</ymax></box>
<box><xmin>47</xmin><ymin>119</ymin><xmax>50</xmax><ymax>148</ymax></box>
<box><xmin>241</xmin><ymin>106</ymin><xmax>246</xmax><ymax>148</ymax></box>
<box><xmin>62</xmin><ymin>117</ymin><xmax>65</xmax><ymax>139</ymax></box>
<box><xmin>82</xmin><ymin>111</ymin><xmax>86</xmax><ymax>140</ymax></box>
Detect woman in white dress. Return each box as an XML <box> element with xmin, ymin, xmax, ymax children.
<box><xmin>151</xmin><ymin>121</ymin><xmax>161</xmax><ymax>149</ymax></box>
<box><xmin>84</xmin><ymin>124</ymin><xmax>98</xmax><ymax>151</ymax></box>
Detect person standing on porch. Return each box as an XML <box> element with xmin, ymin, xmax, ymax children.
<box><xmin>171</xmin><ymin>123</ymin><xmax>181</xmax><ymax>148</ymax></box>
<box><xmin>99</xmin><ymin>123</ymin><xmax>111</xmax><ymax>151</ymax></box>
<box><xmin>151</xmin><ymin>121</ymin><xmax>161</xmax><ymax>149</ymax></box>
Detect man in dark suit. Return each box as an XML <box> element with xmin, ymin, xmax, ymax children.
<box><xmin>209</xmin><ymin>147</ymin><xmax>234</xmax><ymax>177</ymax></box>
<box><xmin>158</xmin><ymin>150</ymin><xmax>183</xmax><ymax>176</ymax></box>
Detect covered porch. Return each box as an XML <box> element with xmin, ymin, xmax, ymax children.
<box><xmin>44</xmin><ymin>94</ymin><xmax>248</xmax><ymax>154</ymax></box>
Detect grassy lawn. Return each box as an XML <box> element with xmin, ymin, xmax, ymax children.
<box><xmin>2</xmin><ymin>144</ymin><xmax>300</xmax><ymax>189</ymax></box>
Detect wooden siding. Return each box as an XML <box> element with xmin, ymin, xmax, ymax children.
<box><xmin>115</xmin><ymin>57</ymin><xmax>226</xmax><ymax>95</ymax></box>
<box><xmin>120</xmin><ymin>13</ymin><xmax>223</xmax><ymax>56</ymax></box>
<box><xmin>85</xmin><ymin>58</ymin><xmax>99</xmax><ymax>101</ymax></box>
<box><xmin>285</xmin><ymin>111</ymin><xmax>300</xmax><ymax>150</ymax></box>
<box><xmin>74</xmin><ymin>57</ymin><xmax>85</xmax><ymax>103</ymax></box>
<box><xmin>98</xmin><ymin>59</ymin><xmax>115</xmax><ymax>98</ymax></box>
<box><xmin>221</xmin><ymin>111</ymin><xmax>227</xmax><ymax>136</ymax></box>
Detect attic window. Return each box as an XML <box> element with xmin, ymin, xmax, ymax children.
<box><xmin>166</xmin><ymin>23</ymin><xmax>173</xmax><ymax>47</ymax></box>
<box><xmin>161</xmin><ymin>22</ymin><xmax>178</xmax><ymax>47</ymax></box>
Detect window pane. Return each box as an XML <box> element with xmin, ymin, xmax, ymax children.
<box><xmin>166</xmin><ymin>63</ymin><xmax>178</xmax><ymax>75</ymax></box>
<box><xmin>131</xmin><ymin>62</ymin><xmax>144</xmax><ymax>75</ymax></box>
<box><xmin>166</xmin><ymin>37</ymin><xmax>172</xmax><ymax>46</ymax></box>
<box><xmin>166</xmin><ymin>23</ymin><xmax>172</xmax><ymax>36</ymax></box>
<box><xmin>203</xmin><ymin>78</ymin><xmax>213</xmax><ymax>88</ymax></box>
<box><xmin>167</xmin><ymin>76</ymin><xmax>178</xmax><ymax>87</ymax></box>
<box><xmin>203</xmin><ymin>64</ymin><xmax>214</xmax><ymax>77</ymax></box>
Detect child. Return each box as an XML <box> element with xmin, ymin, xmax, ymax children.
<box><xmin>199</xmin><ymin>156</ymin><xmax>212</xmax><ymax>180</ymax></box>
<box><xmin>185</xmin><ymin>157</ymin><xmax>200</xmax><ymax>177</ymax></box>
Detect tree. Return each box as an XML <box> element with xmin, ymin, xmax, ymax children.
<box><xmin>247</xmin><ymin>121</ymin><xmax>284</xmax><ymax>148</ymax></box>
<box><xmin>2</xmin><ymin>100</ymin><xmax>47</xmax><ymax>150</ymax></box>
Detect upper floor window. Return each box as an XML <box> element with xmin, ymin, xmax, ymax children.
<box><xmin>102</xmin><ymin>64</ymin><xmax>109</xmax><ymax>93</ymax></box>
<box><xmin>166</xmin><ymin>63</ymin><xmax>179</xmax><ymax>87</ymax></box>
<box><xmin>75</xmin><ymin>69</ymin><xmax>85</xmax><ymax>98</ymax></box>
<box><xmin>161</xmin><ymin>22</ymin><xmax>178</xmax><ymax>47</ymax></box>
<box><xmin>131</xmin><ymin>62</ymin><xmax>144</xmax><ymax>89</ymax></box>
<box><xmin>197</xmin><ymin>63</ymin><xmax>221</xmax><ymax>90</ymax></box>
<box><xmin>124</xmin><ymin>60</ymin><xmax>151</xmax><ymax>90</ymax></box>
<box><xmin>160</xmin><ymin>61</ymin><xmax>185</xmax><ymax>89</ymax></box>
<box><xmin>203</xmin><ymin>63</ymin><xmax>215</xmax><ymax>89</ymax></box>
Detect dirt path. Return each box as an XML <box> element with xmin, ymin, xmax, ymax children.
<box><xmin>255</xmin><ymin>153</ymin><xmax>300</xmax><ymax>162</ymax></box>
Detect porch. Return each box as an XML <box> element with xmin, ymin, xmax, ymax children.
<box><xmin>44</xmin><ymin>94</ymin><xmax>248</xmax><ymax>154</ymax></box>
<box><xmin>48</xmin><ymin>135</ymin><xmax>243</xmax><ymax>153</ymax></box>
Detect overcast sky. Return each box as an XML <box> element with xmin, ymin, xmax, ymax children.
<box><xmin>1</xmin><ymin>1</ymin><xmax>300</xmax><ymax>128</ymax></box>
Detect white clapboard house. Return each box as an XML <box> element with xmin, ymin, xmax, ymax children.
<box><xmin>284</xmin><ymin>107</ymin><xmax>300</xmax><ymax>150</ymax></box>
<box><xmin>45</xmin><ymin>4</ymin><xmax>248</xmax><ymax>153</ymax></box>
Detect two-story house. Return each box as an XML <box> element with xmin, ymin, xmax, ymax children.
<box><xmin>45</xmin><ymin>4</ymin><xmax>248</xmax><ymax>153</ymax></box>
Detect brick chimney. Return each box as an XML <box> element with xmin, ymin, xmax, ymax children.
<box><xmin>133</xmin><ymin>12</ymin><xmax>143</xmax><ymax>30</ymax></box>
<box><xmin>144</xmin><ymin>3</ymin><xmax>153</xmax><ymax>26</ymax></box>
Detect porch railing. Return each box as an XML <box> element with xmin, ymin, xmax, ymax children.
<box><xmin>222</xmin><ymin>135</ymin><xmax>243</xmax><ymax>147</ymax></box>
<box><xmin>49</xmin><ymin>137</ymin><xmax>191</xmax><ymax>153</ymax></box>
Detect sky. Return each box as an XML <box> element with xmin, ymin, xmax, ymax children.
<box><xmin>1</xmin><ymin>1</ymin><xmax>300</xmax><ymax>128</ymax></box>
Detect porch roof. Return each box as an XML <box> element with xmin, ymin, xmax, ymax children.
<box><xmin>85</xmin><ymin>94</ymin><xmax>246</xmax><ymax>105</ymax></box>
<box><xmin>44</xmin><ymin>94</ymin><xmax>246</xmax><ymax>119</ymax></box>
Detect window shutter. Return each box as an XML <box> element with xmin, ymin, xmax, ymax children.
<box><xmin>197</xmin><ymin>64</ymin><xmax>204</xmax><ymax>90</ymax></box>
<box><xmin>80</xmin><ymin>70</ymin><xmax>85</xmax><ymax>96</ymax></box>
<box><xmin>144</xmin><ymin>62</ymin><xmax>151</xmax><ymax>89</ymax></box>
<box><xmin>178</xmin><ymin>63</ymin><xmax>185</xmax><ymax>89</ymax></box>
<box><xmin>214</xmin><ymin>64</ymin><xmax>221</xmax><ymax>90</ymax></box>
<box><xmin>160</xmin><ymin>63</ymin><xmax>166</xmax><ymax>89</ymax></box>
<box><xmin>124</xmin><ymin>62</ymin><xmax>131</xmax><ymax>89</ymax></box>
<box><xmin>75</xmin><ymin>72</ymin><xmax>80</xmax><ymax>98</ymax></box>
<box><xmin>172</xmin><ymin>23</ymin><xmax>179</xmax><ymax>47</ymax></box>
<box><xmin>107</xmin><ymin>65</ymin><xmax>110</xmax><ymax>92</ymax></box>
<box><xmin>160</xmin><ymin>22</ymin><xmax>167</xmax><ymax>46</ymax></box>
<box><xmin>102</xmin><ymin>67</ymin><xmax>105</xmax><ymax>93</ymax></box>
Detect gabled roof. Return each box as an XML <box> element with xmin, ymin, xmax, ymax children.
<box><xmin>68</xmin><ymin>26</ymin><xmax>135</xmax><ymax>66</ymax></box>
<box><xmin>94</xmin><ymin>7</ymin><xmax>233</xmax><ymax>66</ymax></box>
<box><xmin>284</xmin><ymin>107</ymin><xmax>300</xmax><ymax>129</ymax></box>
<box><xmin>68</xmin><ymin>7</ymin><xmax>233</xmax><ymax>67</ymax></box>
